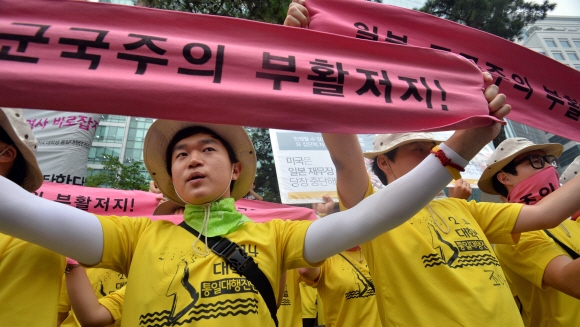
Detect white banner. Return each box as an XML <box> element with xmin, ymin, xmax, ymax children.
<box><xmin>270</xmin><ymin>129</ymin><xmax>375</xmax><ymax>204</ymax></box>
<box><xmin>271</xmin><ymin>130</ymin><xmax>494</xmax><ymax>204</ymax></box>
<box><xmin>22</xmin><ymin>109</ymin><xmax>100</xmax><ymax>186</ymax></box>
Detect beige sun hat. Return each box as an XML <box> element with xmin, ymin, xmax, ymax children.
<box><xmin>560</xmin><ymin>155</ymin><xmax>580</xmax><ymax>184</ymax></box>
<box><xmin>478</xmin><ymin>137</ymin><xmax>564</xmax><ymax>194</ymax></box>
<box><xmin>144</xmin><ymin>120</ymin><xmax>256</xmax><ymax>206</ymax></box>
<box><xmin>363</xmin><ymin>132</ymin><xmax>444</xmax><ymax>159</ymax></box>
<box><xmin>153</xmin><ymin>200</ymin><xmax>184</xmax><ymax>216</ymax></box>
<box><xmin>0</xmin><ymin>108</ymin><xmax>43</xmax><ymax>192</ymax></box>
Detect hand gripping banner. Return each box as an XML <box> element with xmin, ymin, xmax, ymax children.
<box><xmin>0</xmin><ymin>0</ymin><xmax>497</xmax><ymax>134</ymax></box>
<box><xmin>306</xmin><ymin>0</ymin><xmax>580</xmax><ymax>141</ymax></box>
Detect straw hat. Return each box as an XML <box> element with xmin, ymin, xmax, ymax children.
<box><xmin>0</xmin><ymin>108</ymin><xmax>43</xmax><ymax>192</ymax></box>
<box><xmin>363</xmin><ymin>132</ymin><xmax>443</xmax><ymax>159</ymax></box>
<box><xmin>478</xmin><ymin>138</ymin><xmax>563</xmax><ymax>194</ymax></box>
<box><xmin>560</xmin><ymin>155</ymin><xmax>580</xmax><ymax>184</ymax></box>
<box><xmin>144</xmin><ymin>120</ymin><xmax>256</xmax><ymax>205</ymax></box>
<box><xmin>153</xmin><ymin>200</ymin><xmax>184</xmax><ymax>215</ymax></box>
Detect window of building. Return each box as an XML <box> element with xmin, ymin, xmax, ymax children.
<box><xmin>93</xmin><ymin>125</ymin><xmax>125</xmax><ymax>143</ymax></box>
<box><xmin>87</xmin><ymin>147</ymin><xmax>121</xmax><ymax>164</ymax></box>
<box><xmin>574</xmin><ymin>40</ymin><xmax>580</xmax><ymax>48</ymax></box>
<box><xmin>575</xmin><ymin>64</ymin><xmax>580</xmax><ymax>70</ymax></box>
<box><xmin>559</xmin><ymin>38</ymin><xmax>572</xmax><ymax>48</ymax></box>
<box><xmin>567</xmin><ymin>52</ymin><xmax>580</xmax><ymax>61</ymax></box>
<box><xmin>100</xmin><ymin>115</ymin><xmax>126</xmax><ymax>123</ymax></box>
<box><xmin>552</xmin><ymin>52</ymin><xmax>565</xmax><ymax>61</ymax></box>
<box><xmin>545</xmin><ymin>39</ymin><xmax>557</xmax><ymax>47</ymax></box>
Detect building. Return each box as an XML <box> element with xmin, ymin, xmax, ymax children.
<box><xmin>507</xmin><ymin>15</ymin><xmax>580</xmax><ymax>173</ymax></box>
<box><xmin>87</xmin><ymin>115</ymin><xmax>154</xmax><ymax>179</ymax></box>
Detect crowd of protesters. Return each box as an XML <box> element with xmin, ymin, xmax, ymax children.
<box><xmin>0</xmin><ymin>1</ymin><xmax>579</xmax><ymax>327</ymax></box>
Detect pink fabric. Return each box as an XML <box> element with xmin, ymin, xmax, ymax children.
<box><xmin>0</xmin><ymin>0</ymin><xmax>496</xmax><ymax>134</ymax></box>
<box><xmin>37</xmin><ymin>182</ymin><xmax>317</xmax><ymax>222</ymax></box>
<box><xmin>307</xmin><ymin>0</ymin><xmax>580</xmax><ymax>141</ymax></box>
<box><xmin>506</xmin><ymin>166</ymin><xmax>560</xmax><ymax>205</ymax></box>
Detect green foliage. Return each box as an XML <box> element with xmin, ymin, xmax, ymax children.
<box><xmin>86</xmin><ymin>154</ymin><xmax>150</xmax><ymax>191</ymax></box>
<box><xmin>420</xmin><ymin>0</ymin><xmax>556</xmax><ymax>41</ymax></box>
<box><xmin>245</xmin><ymin>127</ymin><xmax>281</xmax><ymax>203</ymax></box>
<box><xmin>137</xmin><ymin>0</ymin><xmax>289</xmax><ymax>24</ymax></box>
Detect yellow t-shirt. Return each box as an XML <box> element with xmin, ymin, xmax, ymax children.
<box><xmin>495</xmin><ymin>219</ymin><xmax>580</xmax><ymax>327</ymax></box>
<box><xmin>99</xmin><ymin>286</ymin><xmax>126</xmax><ymax>325</ymax></box>
<box><xmin>59</xmin><ymin>268</ymin><xmax>127</xmax><ymax>327</ymax></box>
<box><xmin>300</xmin><ymin>281</ymin><xmax>318</xmax><ymax>319</ymax></box>
<box><xmin>304</xmin><ymin>250</ymin><xmax>381</xmax><ymax>327</ymax></box>
<box><xmin>342</xmin><ymin>181</ymin><xmax>524</xmax><ymax>327</ymax></box>
<box><xmin>277</xmin><ymin>269</ymin><xmax>302</xmax><ymax>327</ymax></box>
<box><xmin>94</xmin><ymin>216</ymin><xmax>316</xmax><ymax>327</ymax></box>
<box><xmin>0</xmin><ymin>233</ymin><xmax>65</xmax><ymax>326</ymax></box>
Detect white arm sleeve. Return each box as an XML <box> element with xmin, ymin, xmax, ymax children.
<box><xmin>303</xmin><ymin>143</ymin><xmax>467</xmax><ymax>263</ymax></box>
<box><xmin>0</xmin><ymin>176</ymin><xmax>103</xmax><ymax>265</ymax></box>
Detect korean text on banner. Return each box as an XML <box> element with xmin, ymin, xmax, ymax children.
<box><xmin>37</xmin><ymin>181</ymin><xmax>317</xmax><ymax>222</ymax></box>
<box><xmin>0</xmin><ymin>0</ymin><xmax>497</xmax><ymax>134</ymax></box>
<box><xmin>271</xmin><ymin>129</ymin><xmax>375</xmax><ymax>204</ymax></box>
<box><xmin>307</xmin><ymin>0</ymin><xmax>580</xmax><ymax>142</ymax></box>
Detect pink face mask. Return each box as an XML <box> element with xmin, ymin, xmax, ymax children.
<box><xmin>507</xmin><ymin>166</ymin><xmax>560</xmax><ymax>205</ymax></box>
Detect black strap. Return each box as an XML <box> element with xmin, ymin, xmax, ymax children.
<box><xmin>338</xmin><ymin>253</ymin><xmax>375</xmax><ymax>292</ymax></box>
<box><xmin>179</xmin><ymin>222</ymin><xmax>279</xmax><ymax>327</ymax></box>
<box><xmin>544</xmin><ymin>229</ymin><xmax>580</xmax><ymax>259</ymax></box>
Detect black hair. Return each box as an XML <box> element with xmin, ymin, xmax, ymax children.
<box><xmin>491</xmin><ymin>161</ymin><xmax>519</xmax><ymax>197</ymax></box>
<box><xmin>0</xmin><ymin>127</ymin><xmax>26</xmax><ymax>186</ymax></box>
<box><xmin>371</xmin><ymin>148</ymin><xmax>398</xmax><ymax>186</ymax></box>
<box><xmin>165</xmin><ymin>126</ymin><xmax>239</xmax><ymax>190</ymax></box>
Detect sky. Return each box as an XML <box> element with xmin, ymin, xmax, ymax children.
<box><xmin>535</xmin><ymin>0</ymin><xmax>580</xmax><ymax>16</ymax></box>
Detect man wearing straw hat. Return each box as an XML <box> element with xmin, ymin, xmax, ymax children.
<box><xmin>479</xmin><ymin>138</ymin><xmax>580</xmax><ymax>327</ymax></box>
<box><xmin>0</xmin><ymin>108</ymin><xmax>519</xmax><ymax>326</ymax></box>
<box><xmin>0</xmin><ymin>108</ymin><xmax>65</xmax><ymax>326</ymax></box>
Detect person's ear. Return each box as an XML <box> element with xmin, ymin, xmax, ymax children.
<box><xmin>231</xmin><ymin>162</ymin><xmax>242</xmax><ymax>181</ymax></box>
<box><xmin>496</xmin><ymin>171</ymin><xmax>514</xmax><ymax>187</ymax></box>
<box><xmin>0</xmin><ymin>146</ymin><xmax>17</xmax><ymax>163</ymax></box>
<box><xmin>377</xmin><ymin>154</ymin><xmax>393</xmax><ymax>176</ymax></box>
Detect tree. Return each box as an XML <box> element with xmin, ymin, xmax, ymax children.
<box><xmin>419</xmin><ymin>0</ymin><xmax>556</xmax><ymax>41</ymax></box>
<box><xmin>245</xmin><ymin>127</ymin><xmax>281</xmax><ymax>203</ymax></box>
<box><xmin>86</xmin><ymin>155</ymin><xmax>150</xmax><ymax>191</ymax></box>
<box><xmin>137</xmin><ymin>0</ymin><xmax>289</xmax><ymax>24</ymax></box>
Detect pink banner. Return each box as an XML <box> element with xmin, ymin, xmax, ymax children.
<box><xmin>307</xmin><ymin>0</ymin><xmax>580</xmax><ymax>141</ymax></box>
<box><xmin>0</xmin><ymin>0</ymin><xmax>498</xmax><ymax>134</ymax></box>
<box><xmin>37</xmin><ymin>182</ymin><xmax>317</xmax><ymax>222</ymax></box>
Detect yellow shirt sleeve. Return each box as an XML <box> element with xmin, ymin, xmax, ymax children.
<box><xmin>98</xmin><ymin>286</ymin><xmax>126</xmax><ymax>322</ymax></box>
<box><xmin>466</xmin><ymin>200</ymin><xmax>524</xmax><ymax>244</ymax></box>
<box><xmin>300</xmin><ymin>282</ymin><xmax>318</xmax><ymax>319</ymax></box>
<box><xmin>495</xmin><ymin>230</ymin><xmax>569</xmax><ymax>289</ymax></box>
<box><xmin>95</xmin><ymin>215</ymin><xmax>152</xmax><ymax>275</ymax></box>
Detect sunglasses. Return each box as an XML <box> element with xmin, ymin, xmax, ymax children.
<box><xmin>512</xmin><ymin>155</ymin><xmax>559</xmax><ymax>170</ymax></box>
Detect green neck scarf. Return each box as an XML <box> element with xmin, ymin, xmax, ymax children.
<box><xmin>183</xmin><ymin>198</ymin><xmax>252</xmax><ymax>237</ymax></box>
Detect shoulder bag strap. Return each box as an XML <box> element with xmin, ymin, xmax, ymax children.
<box><xmin>178</xmin><ymin>221</ymin><xmax>279</xmax><ymax>327</ymax></box>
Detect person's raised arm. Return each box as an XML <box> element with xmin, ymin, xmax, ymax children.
<box><xmin>65</xmin><ymin>264</ymin><xmax>116</xmax><ymax>327</ymax></box>
<box><xmin>0</xmin><ymin>176</ymin><xmax>103</xmax><ymax>264</ymax></box>
<box><xmin>302</xmin><ymin>74</ymin><xmax>511</xmax><ymax>264</ymax></box>
<box><xmin>322</xmin><ymin>133</ymin><xmax>369</xmax><ymax>209</ymax></box>
<box><xmin>513</xmin><ymin>174</ymin><xmax>580</xmax><ymax>233</ymax></box>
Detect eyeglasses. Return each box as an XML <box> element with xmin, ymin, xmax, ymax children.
<box><xmin>512</xmin><ymin>155</ymin><xmax>559</xmax><ymax>170</ymax></box>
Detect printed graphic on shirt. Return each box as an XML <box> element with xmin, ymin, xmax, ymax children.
<box><xmin>280</xmin><ymin>284</ymin><xmax>291</xmax><ymax>306</ymax></box>
<box><xmin>339</xmin><ymin>256</ymin><xmax>375</xmax><ymax>300</ymax></box>
<box><xmin>411</xmin><ymin>213</ymin><xmax>500</xmax><ymax>269</ymax></box>
<box><xmin>139</xmin><ymin>246</ymin><xmax>261</xmax><ymax>326</ymax></box>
